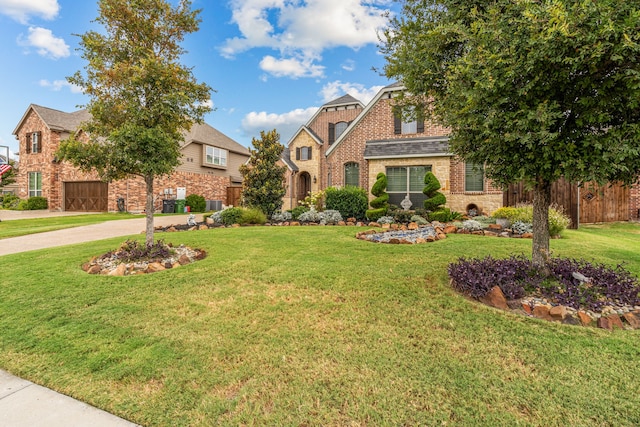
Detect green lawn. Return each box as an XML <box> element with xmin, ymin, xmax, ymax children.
<box><xmin>0</xmin><ymin>223</ymin><xmax>639</xmax><ymax>426</ymax></box>
<box><xmin>0</xmin><ymin>213</ymin><xmax>140</xmax><ymax>239</ymax></box>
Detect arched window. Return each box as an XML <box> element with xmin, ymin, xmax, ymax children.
<box><xmin>344</xmin><ymin>162</ymin><xmax>359</xmax><ymax>187</ymax></box>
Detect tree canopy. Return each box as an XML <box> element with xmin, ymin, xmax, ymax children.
<box><xmin>382</xmin><ymin>0</ymin><xmax>640</xmax><ymax>264</ymax></box>
<box><xmin>58</xmin><ymin>0</ymin><xmax>211</xmax><ymax>245</ymax></box>
<box><xmin>239</xmin><ymin>129</ymin><xmax>287</xmax><ymax>217</ymax></box>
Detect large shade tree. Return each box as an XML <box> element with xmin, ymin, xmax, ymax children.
<box><xmin>58</xmin><ymin>0</ymin><xmax>211</xmax><ymax>245</ymax></box>
<box><xmin>382</xmin><ymin>0</ymin><xmax>640</xmax><ymax>265</ymax></box>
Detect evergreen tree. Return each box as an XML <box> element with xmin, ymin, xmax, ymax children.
<box><xmin>240</xmin><ymin>129</ymin><xmax>287</xmax><ymax>217</ymax></box>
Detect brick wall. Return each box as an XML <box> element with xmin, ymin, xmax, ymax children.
<box><xmin>630</xmin><ymin>183</ymin><xmax>640</xmax><ymax>220</ymax></box>
<box><xmin>326</xmin><ymin>90</ymin><xmax>449</xmax><ymax>192</ymax></box>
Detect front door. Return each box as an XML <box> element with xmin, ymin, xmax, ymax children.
<box><xmin>297</xmin><ymin>172</ymin><xmax>311</xmax><ymax>205</ymax></box>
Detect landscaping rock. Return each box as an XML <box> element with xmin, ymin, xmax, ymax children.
<box><xmin>369</xmin><ymin>222</ymin><xmax>381</xmax><ymax>228</ymax></box>
<box><xmin>488</xmin><ymin>224</ymin><xmax>503</xmax><ymax>230</ymax></box>
<box><xmin>522</xmin><ymin>232</ymin><xmax>534</xmax><ymax>239</ymax></box>
<box><xmin>549</xmin><ymin>305</ymin><xmax>569</xmax><ymax>321</ymax></box>
<box><xmin>146</xmin><ymin>262</ymin><xmax>166</xmax><ymax>273</ymax></box>
<box><xmin>199</xmin><ymin>224</ymin><xmax>208</xmax><ymax>230</ymax></box>
<box><xmin>443</xmin><ymin>225</ymin><xmax>457</xmax><ymax>234</ymax></box>
<box><xmin>479</xmin><ymin>286</ymin><xmax>509</xmax><ymax>310</ymax></box>
<box><xmin>622</xmin><ymin>312</ymin><xmax>640</xmax><ymax>329</ymax></box>
<box><xmin>88</xmin><ymin>264</ymin><xmax>102</xmax><ymax>275</ymax></box>
<box><xmin>598</xmin><ymin>315</ymin><xmax>624</xmax><ymax>330</ymax></box>
<box><xmin>108</xmin><ymin>263</ymin><xmax>127</xmax><ymax>276</ymax></box>
<box><xmin>577</xmin><ymin>311</ymin><xmax>593</xmax><ymax>326</ymax></box>
<box><xmin>562</xmin><ymin>316</ymin><xmax>581</xmax><ymax>326</ymax></box>
<box><xmin>408</xmin><ymin>222</ymin><xmax>419</xmax><ymax>230</ymax></box>
<box><xmin>532</xmin><ymin>305</ymin><xmax>553</xmax><ymax>321</ymax></box>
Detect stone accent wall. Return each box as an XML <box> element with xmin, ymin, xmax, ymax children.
<box><xmin>449</xmin><ymin>157</ymin><xmax>504</xmax><ymax>215</ymax></box>
<box><xmin>368</xmin><ymin>156</ymin><xmax>451</xmax><ymax>195</ymax></box>
<box><xmin>289</xmin><ymin>131</ymin><xmax>322</xmax><ymax>194</ymax></box>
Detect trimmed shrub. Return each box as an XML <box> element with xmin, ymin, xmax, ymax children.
<box><xmin>290</xmin><ymin>206</ymin><xmax>309</xmax><ymax>220</ymax></box>
<box><xmin>423</xmin><ymin>172</ymin><xmax>446</xmax><ymax>211</ymax></box>
<box><xmin>271</xmin><ymin>211</ymin><xmax>293</xmax><ymax>222</ymax></box>
<box><xmin>2</xmin><ymin>193</ymin><xmax>20</xmax><ymax>209</ymax></box>
<box><xmin>320</xmin><ymin>209</ymin><xmax>343</xmax><ymax>224</ymax></box>
<box><xmin>241</xmin><ymin>207</ymin><xmax>267</xmax><ymax>225</ymax></box>
<box><xmin>16</xmin><ymin>199</ymin><xmax>28</xmax><ymax>210</ymax></box>
<box><xmin>366</xmin><ymin>173</ymin><xmax>389</xmax><ymax>220</ymax></box>
<box><xmin>325</xmin><ymin>186</ymin><xmax>368</xmax><ymax>220</ymax></box>
<box><xmin>220</xmin><ymin>207</ymin><xmax>243</xmax><ymax>225</ymax></box>
<box><xmin>297</xmin><ymin>208</ymin><xmax>322</xmax><ymax>223</ymax></box>
<box><xmin>26</xmin><ymin>196</ymin><xmax>48</xmax><ymax>210</ymax></box>
<box><xmin>411</xmin><ymin>215</ymin><xmax>429</xmax><ymax>225</ymax></box>
<box><xmin>185</xmin><ymin>194</ymin><xmax>206</xmax><ymax>213</ymax></box>
<box><xmin>491</xmin><ymin>206</ymin><xmax>520</xmax><ymax>221</ymax></box>
<box><xmin>493</xmin><ymin>204</ymin><xmax>571</xmax><ymax>236</ymax></box>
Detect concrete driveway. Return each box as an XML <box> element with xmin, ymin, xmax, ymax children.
<box><xmin>0</xmin><ymin>211</ymin><xmax>192</xmax><ymax>256</ymax></box>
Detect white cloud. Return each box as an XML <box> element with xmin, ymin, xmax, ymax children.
<box><xmin>0</xmin><ymin>0</ymin><xmax>59</xmax><ymax>23</ymax></box>
<box><xmin>222</xmin><ymin>0</ymin><xmax>393</xmax><ymax>78</ymax></box>
<box><xmin>19</xmin><ymin>26</ymin><xmax>70</xmax><ymax>59</ymax></box>
<box><xmin>320</xmin><ymin>81</ymin><xmax>383</xmax><ymax>105</ymax></box>
<box><xmin>242</xmin><ymin>106</ymin><xmax>319</xmax><ymax>143</ymax></box>
<box><xmin>39</xmin><ymin>79</ymin><xmax>82</xmax><ymax>93</ymax></box>
<box><xmin>341</xmin><ymin>59</ymin><xmax>356</xmax><ymax>72</ymax></box>
<box><xmin>259</xmin><ymin>55</ymin><xmax>324</xmax><ymax>79</ymax></box>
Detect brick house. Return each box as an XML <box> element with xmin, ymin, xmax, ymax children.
<box><xmin>283</xmin><ymin>83</ymin><xmax>503</xmax><ymax>215</ymax></box>
<box><xmin>13</xmin><ymin>104</ymin><xmax>250</xmax><ymax>212</ymax></box>
<box><xmin>282</xmin><ymin>82</ymin><xmax>640</xmax><ymax>221</ymax></box>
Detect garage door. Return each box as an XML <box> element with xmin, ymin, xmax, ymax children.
<box><xmin>64</xmin><ymin>181</ymin><xmax>108</xmax><ymax>212</ymax></box>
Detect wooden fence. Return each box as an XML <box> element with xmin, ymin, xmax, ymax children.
<box><xmin>504</xmin><ymin>179</ymin><xmax>630</xmax><ymax>228</ymax></box>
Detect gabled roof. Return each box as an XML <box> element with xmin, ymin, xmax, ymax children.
<box><xmin>298</xmin><ymin>94</ymin><xmax>365</xmax><ymax>137</ymax></box>
<box><xmin>281</xmin><ymin>147</ymin><xmax>298</xmax><ymax>172</ymax></box>
<box><xmin>13</xmin><ymin>104</ymin><xmax>91</xmax><ymax>135</ymax></box>
<box><xmin>364</xmin><ymin>136</ymin><xmax>450</xmax><ymax>159</ymax></box>
<box><xmin>285</xmin><ymin>125</ymin><xmax>323</xmax><ymax>147</ymax></box>
<box><xmin>182</xmin><ymin>122</ymin><xmax>249</xmax><ymax>156</ymax></box>
<box><xmin>13</xmin><ymin>103</ymin><xmax>249</xmax><ymax>156</ymax></box>
<box><xmin>325</xmin><ymin>82</ymin><xmax>403</xmax><ymax>157</ymax></box>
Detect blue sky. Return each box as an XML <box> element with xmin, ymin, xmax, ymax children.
<box><xmin>0</xmin><ymin>0</ymin><xmax>400</xmax><ymax>160</ymax></box>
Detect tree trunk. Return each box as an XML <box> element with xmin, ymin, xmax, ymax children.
<box><xmin>532</xmin><ymin>178</ymin><xmax>551</xmax><ymax>267</ymax></box>
<box><xmin>145</xmin><ymin>174</ymin><xmax>155</xmax><ymax>246</ymax></box>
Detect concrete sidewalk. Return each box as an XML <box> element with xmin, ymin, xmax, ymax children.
<box><xmin>0</xmin><ymin>213</ymin><xmax>194</xmax><ymax>426</ymax></box>
<box><xmin>0</xmin><ymin>214</ymin><xmax>191</xmax><ymax>256</ymax></box>
<box><xmin>0</xmin><ymin>370</ymin><xmax>139</xmax><ymax>426</ymax></box>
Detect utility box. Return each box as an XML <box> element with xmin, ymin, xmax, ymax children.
<box><xmin>176</xmin><ymin>187</ymin><xmax>186</xmax><ymax>200</ymax></box>
<box><xmin>162</xmin><ymin>199</ymin><xmax>175</xmax><ymax>214</ymax></box>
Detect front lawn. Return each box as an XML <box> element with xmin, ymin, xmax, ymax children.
<box><xmin>0</xmin><ymin>213</ymin><xmax>140</xmax><ymax>239</ymax></box>
<box><xmin>0</xmin><ymin>224</ymin><xmax>639</xmax><ymax>426</ymax></box>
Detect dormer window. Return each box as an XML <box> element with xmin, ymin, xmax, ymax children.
<box><xmin>26</xmin><ymin>131</ymin><xmax>42</xmax><ymax>154</ymax></box>
<box><xmin>204</xmin><ymin>145</ymin><xmax>227</xmax><ymax>167</ymax></box>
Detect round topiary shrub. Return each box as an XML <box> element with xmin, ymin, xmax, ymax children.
<box><xmin>185</xmin><ymin>194</ymin><xmax>206</xmax><ymax>213</ymax></box>
<box><xmin>26</xmin><ymin>196</ymin><xmax>48</xmax><ymax>210</ymax></box>
<box><xmin>220</xmin><ymin>207</ymin><xmax>243</xmax><ymax>225</ymax></box>
<box><xmin>325</xmin><ymin>186</ymin><xmax>368</xmax><ymax>220</ymax></box>
<box><xmin>241</xmin><ymin>207</ymin><xmax>267</xmax><ymax>225</ymax></box>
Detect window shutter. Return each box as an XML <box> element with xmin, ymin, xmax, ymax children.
<box><xmin>308</xmin><ymin>146</ymin><xmax>312</xmax><ymax>160</ymax></box>
<box><xmin>36</xmin><ymin>131</ymin><xmax>42</xmax><ymax>153</ymax></box>
<box><xmin>328</xmin><ymin>123</ymin><xmax>335</xmax><ymax>144</ymax></box>
<box><xmin>394</xmin><ymin>115</ymin><xmax>401</xmax><ymax>134</ymax></box>
<box><xmin>26</xmin><ymin>134</ymin><xmax>31</xmax><ymax>154</ymax></box>
<box><xmin>296</xmin><ymin>147</ymin><xmax>301</xmax><ymax>160</ymax></box>
<box><xmin>417</xmin><ymin>120</ymin><xmax>424</xmax><ymax>134</ymax></box>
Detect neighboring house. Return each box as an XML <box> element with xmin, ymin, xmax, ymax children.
<box><xmin>283</xmin><ymin>83</ymin><xmax>503</xmax><ymax>215</ymax></box>
<box><xmin>13</xmin><ymin>104</ymin><xmax>250</xmax><ymax>212</ymax></box>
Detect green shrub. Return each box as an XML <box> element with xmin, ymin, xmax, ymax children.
<box><xmin>240</xmin><ymin>207</ymin><xmax>267</xmax><ymax>225</ymax></box>
<box><xmin>495</xmin><ymin>204</ymin><xmax>570</xmax><ymax>236</ymax></box>
<box><xmin>423</xmin><ymin>172</ymin><xmax>446</xmax><ymax>211</ymax></box>
<box><xmin>290</xmin><ymin>206</ymin><xmax>309</xmax><ymax>220</ymax></box>
<box><xmin>548</xmin><ymin>206</ymin><xmax>571</xmax><ymax>236</ymax></box>
<box><xmin>25</xmin><ymin>196</ymin><xmax>48</xmax><ymax>210</ymax></box>
<box><xmin>411</xmin><ymin>215</ymin><xmax>429</xmax><ymax>225</ymax></box>
<box><xmin>325</xmin><ymin>186</ymin><xmax>368</xmax><ymax>220</ymax></box>
<box><xmin>366</xmin><ymin>208</ymin><xmax>386</xmax><ymax>221</ymax></box>
<box><xmin>366</xmin><ymin>173</ymin><xmax>389</xmax><ymax>220</ymax></box>
<box><xmin>428</xmin><ymin>208</ymin><xmax>462</xmax><ymax>222</ymax></box>
<box><xmin>185</xmin><ymin>194</ymin><xmax>206</xmax><ymax>213</ymax></box>
<box><xmin>2</xmin><ymin>193</ymin><xmax>20</xmax><ymax>209</ymax></box>
<box><xmin>220</xmin><ymin>207</ymin><xmax>244</xmax><ymax>225</ymax></box>
<box><xmin>491</xmin><ymin>206</ymin><xmax>520</xmax><ymax>221</ymax></box>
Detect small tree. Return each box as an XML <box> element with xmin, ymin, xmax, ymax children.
<box><xmin>423</xmin><ymin>172</ymin><xmax>446</xmax><ymax>212</ymax></box>
<box><xmin>0</xmin><ymin>160</ymin><xmax>17</xmax><ymax>187</ymax></box>
<box><xmin>57</xmin><ymin>0</ymin><xmax>211</xmax><ymax>246</ymax></box>
<box><xmin>366</xmin><ymin>172</ymin><xmax>389</xmax><ymax>220</ymax></box>
<box><xmin>240</xmin><ymin>129</ymin><xmax>286</xmax><ymax>217</ymax></box>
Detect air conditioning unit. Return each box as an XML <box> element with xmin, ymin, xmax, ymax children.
<box><xmin>206</xmin><ymin>200</ymin><xmax>222</xmax><ymax>211</ymax></box>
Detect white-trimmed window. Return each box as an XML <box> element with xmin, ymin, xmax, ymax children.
<box><xmin>386</xmin><ymin>165</ymin><xmax>431</xmax><ymax>206</ymax></box>
<box><xmin>205</xmin><ymin>146</ymin><xmax>227</xmax><ymax>167</ymax></box>
<box><xmin>28</xmin><ymin>172</ymin><xmax>42</xmax><ymax>197</ymax></box>
<box><xmin>26</xmin><ymin>131</ymin><xmax>42</xmax><ymax>154</ymax></box>
<box><xmin>344</xmin><ymin>162</ymin><xmax>359</xmax><ymax>187</ymax></box>
<box><xmin>465</xmin><ymin>162</ymin><xmax>484</xmax><ymax>192</ymax></box>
